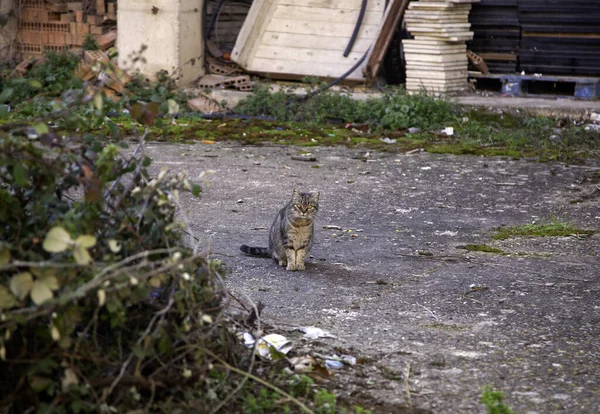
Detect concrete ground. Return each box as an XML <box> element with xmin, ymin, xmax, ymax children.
<box><xmin>146</xmin><ymin>140</ymin><xmax>599</xmax><ymax>413</ymax></box>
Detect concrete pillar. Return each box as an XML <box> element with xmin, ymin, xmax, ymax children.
<box><xmin>0</xmin><ymin>0</ymin><xmax>17</xmax><ymax>61</ymax></box>
<box><xmin>117</xmin><ymin>0</ymin><xmax>204</xmax><ymax>86</ymax></box>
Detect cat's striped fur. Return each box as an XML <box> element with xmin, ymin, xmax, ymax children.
<box><xmin>241</xmin><ymin>189</ymin><xmax>320</xmax><ymax>271</ymax></box>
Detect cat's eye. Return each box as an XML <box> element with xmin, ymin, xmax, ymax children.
<box><xmin>307</xmin><ymin>206</ymin><xmax>314</xmax><ymax>209</ymax></box>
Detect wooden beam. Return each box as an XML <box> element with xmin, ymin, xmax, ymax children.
<box><xmin>365</xmin><ymin>0</ymin><xmax>410</xmax><ymax>82</ymax></box>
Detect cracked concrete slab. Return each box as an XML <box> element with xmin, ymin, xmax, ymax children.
<box><xmin>146</xmin><ymin>141</ymin><xmax>599</xmax><ymax>413</ymax></box>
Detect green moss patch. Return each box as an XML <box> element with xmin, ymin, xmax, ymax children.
<box><xmin>493</xmin><ymin>221</ymin><xmax>595</xmax><ymax>240</ymax></box>
<box><xmin>458</xmin><ymin>244</ymin><xmax>506</xmax><ymax>254</ymax></box>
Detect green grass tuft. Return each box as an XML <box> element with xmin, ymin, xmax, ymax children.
<box><xmin>481</xmin><ymin>386</ymin><xmax>515</xmax><ymax>414</ymax></box>
<box><xmin>460</xmin><ymin>244</ymin><xmax>506</xmax><ymax>254</ymax></box>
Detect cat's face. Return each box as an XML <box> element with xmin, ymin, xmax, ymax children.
<box><xmin>290</xmin><ymin>188</ymin><xmax>319</xmax><ymax>220</ymax></box>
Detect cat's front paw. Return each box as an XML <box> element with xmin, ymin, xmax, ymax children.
<box><xmin>296</xmin><ymin>263</ymin><xmax>305</xmax><ymax>271</ymax></box>
<box><xmin>286</xmin><ymin>264</ymin><xmax>297</xmax><ymax>271</ymax></box>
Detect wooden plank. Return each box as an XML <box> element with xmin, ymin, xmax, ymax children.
<box><xmin>406</xmin><ymin>69</ymin><xmax>467</xmax><ymax>79</ymax></box>
<box><xmin>266</xmin><ymin>18</ymin><xmax>380</xmax><ymax>39</ymax></box>
<box><xmin>403</xmin><ymin>39</ymin><xmax>466</xmax><ymax>45</ymax></box>
<box><xmin>408</xmin><ymin>2</ymin><xmax>472</xmax><ymax>10</ymax></box>
<box><xmin>407</xmin><ymin>79</ymin><xmax>467</xmax><ymax>85</ymax></box>
<box><xmin>406</xmin><ymin>17</ymin><xmax>469</xmax><ymax>24</ymax></box>
<box><xmin>365</xmin><ymin>0</ymin><xmax>411</xmax><ymax>81</ymax></box>
<box><xmin>407</xmin><ymin>23</ymin><xmax>471</xmax><ymax>30</ymax></box>
<box><xmin>277</xmin><ymin>0</ymin><xmax>386</xmax><ymax>12</ymax></box>
<box><xmin>403</xmin><ymin>47</ymin><xmax>467</xmax><ymax>54</ymax></box>
<box><xmin>233</xmin><ymin>0</ymin><xmax>385</xmax><ymax>82</ymax></box>
<box><xmin>272</xmin><ymin>4</ymin><xmax>384</xmax><ymax>25</ymax></box>
<box><xmin>254</xmin><ymin>44</ymin><xmax>365</xmax><ymax>64</ymax></box>
<box><xmin>411</xmin><ymin>34</ymin><xmax>474</xmax><ymax>41</ymax></box>
<box><xmin>406</xmin><ymin>61</ymin><xmax>468</xmax><ymax>69</ymax></box>
<box><xmin>404</xmin><ymin>52</ymin><xmax>467</xmax><ymax>63</ymax></box>
<box><xmin>262</xmin><ymin>31</ymin><xmax>372</xmax><ymax>53</ymax></box>
<box><xmin>232</xmin><ymin>0</ymin><xmax>277</xmax><ymax>67</ymax></box>
<box><xmin>249</xmin><ymin>57</ymin><xmax>366</xmax><ymax>80</ymax></box>
<box><xmin>478</xmin><ymin>52</ymin><xmax>517</xmax><ymax>61</ymax></box>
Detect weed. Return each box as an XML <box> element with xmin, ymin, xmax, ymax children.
<box><xmin>125</xmin><ymin>69</ymin><xmax>192</xmax><ymax>108</ymax></box>
<box><xmin>236</xmin><ymin>83</ymin><xmax>457</xmax><ymax>130</ymax></box>
<box><xmin>480</xmin><ymin>386</ymin><xmax>515</xmax><ymax>414</ymax></box>
<box><xmin>493</xmin><ymin>219</ymin><xmax>595</xmax><ymax>240</ymax></box>
<box><xmin>314</xmin><ymin>389</ymin><xmax>337</xmax><ymax>414</ymax></box>
<box><xmin>0</xmin><ymin>51</ymin><xmax>81</xmax><ymax>106</ymax></box>
<box><xmin>243</xmin><ymin>388</ymin><xmax>286</xmax><ymax>414</ymax></box>
<box><xmin>82</xmin><ymin>33</ymin><xmax>100</xmax><ymax>51</ymax></box>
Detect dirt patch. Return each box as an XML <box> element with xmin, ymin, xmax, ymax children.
<box><xmin>146</xmin><ymin>141</ymin><xmax>600</xmax><ymax>413</ymax></box>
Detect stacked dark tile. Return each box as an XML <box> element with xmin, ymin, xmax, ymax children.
<box><xmin>468</xmin><ymin>0</ymin><xmax>519</xmax><ymax>73</ymax></box>
<box><xmin>519</xmin><ymin>0</ymin><xmax>600</xmax><ymax>76</ymax></box>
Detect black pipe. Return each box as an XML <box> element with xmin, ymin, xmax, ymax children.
<box><xmin>343</xmin><ymin>0</ymin><xmax>368</xmax><ymax>57</ymax></box>
<box><xmin>297</xmin><ymin>46</ymin><xmax>371</xmax><ymax>102</ymax></box>
<box><xmin>206</xmin><ymin>0</ymin><xmax>227</xmax><ymax>39</ymax></box>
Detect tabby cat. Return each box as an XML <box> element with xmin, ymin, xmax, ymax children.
<box><xmin>240</xmin><ymin>189</ymin><xmax>320</xmax><ymax>271</ymax></box>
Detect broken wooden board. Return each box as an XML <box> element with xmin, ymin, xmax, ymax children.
<box><xmin>365</xmin><ymin>0</ymin><xmax>411</xmax><ymax>82</ymax></box>
<box><xmin>232</xmin><ymin>0</ymin><xmax>386</xmax><ymax>83</ymax></box>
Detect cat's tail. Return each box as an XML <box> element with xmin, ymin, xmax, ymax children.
<box><xmin>240</xmin><ymin>245</ymin><xmax>270</xmax><ymax>257</ymax></box>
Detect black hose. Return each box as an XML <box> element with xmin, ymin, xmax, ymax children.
<box><xmin>344</xmin><ymin>0</ymin><xmax>368</xmax><ymax>57</ymax></box>
<box><xmin>297</xmin><ymin>46</ymin><xmax>371</xmax><ymax>102</ymax></box>
<box><xmin>206</xmin><ymin>0</ymin><xmax>227</xmax><ymax>39</ymax></box>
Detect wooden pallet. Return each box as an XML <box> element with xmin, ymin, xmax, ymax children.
<box><xmin>469</xmin><ymin>72</ymin><xmax>600</xmax><ymax>99</ymax></box>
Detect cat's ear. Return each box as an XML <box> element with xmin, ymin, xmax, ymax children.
<box><xmin>292</xmin><ymin>188</ymin><xmax>301</xmax><ymax>199</ymax></box>
<box><xmin>311</xmin><ymin>191</ymin><xmax>320</xmax><ymax>203</ymax></box>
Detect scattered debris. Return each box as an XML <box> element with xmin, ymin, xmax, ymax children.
<box><xmin>187</xmin><ymin>93</ymin><xmax>227</xmax><ymax>113</ymax></box>
<box><xmin>323</xmin><ymin>225</ymin><xmax>342</xmax><ymax>230</ymax></box>
<box><xmin>289</xmin><ymin>355</ymin><xmax>319</xmax><ymax>373</ymax></box>
<box><xmin>240</xmin><ymin>332</ymin><xmax>293</xmax><ymax>359</ymax></box>
<box><xmin>407</xmin><ymin>127</ymin><xmax>421</xmax><ymax>134</ymax></box>
<box><xmin>405</xmin><ymin>148</ymin><xmax>424</xmax><ymax>155</ymax></box>
<box><xmin>291</xmin><ymin>155</ymin><xmax>317</xmax><ymax>162</ymax></box>
<box><xmin>442</xmin><ymin>126</ymin><xmax>454</xmax><ymax>136</ymax></box>
<box><xmin>298</xmin><ymin>326</ymin><xmax>337</xmax><ymax>340</ymax></box>
<box><xmin>288</xmin><ymin>355</ymin><xmax>331</xmax><ymax>380</ymax></box>
<box><xmin>379</xmin><ymin>137</ymin><xmax>397</xmax><ymax>144</ymax></box>
<box><xmin>325</xmin><ymin>359</ymin><xmax>344</xmax><ymax>370</ymax></box>
<box><xmin>206</xmin><ymin>56</ymin><xmax>245</xmax><ymax>76</ymax></box>
<box><xmin>467</xmin><ymin>50</ymin><xmax>489</xmax><ymax>74</ymax></box>
<box><xmin>196</xmin><ymin>74</ymin><xmax>252</xmax><ymax>92</ymax></box>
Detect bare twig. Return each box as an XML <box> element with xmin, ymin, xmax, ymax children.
<box><xmin>405</xmin><ymin>363</ymin><xmax>413</xmax><ymax>414</ymax></box>
<box><xmin>202</xmin><ymin>348</ymin><xmax>314</xmax><ymax>414</ymax></box>
<box><xmin>416</xmin><ymin>303</ymin><xmax>438</xmax><ymax>321</ymax></box>
<box><xmin>103</xmin><ymin>127</ymin><xmax>148</xmax><ymax>199</ymax></box>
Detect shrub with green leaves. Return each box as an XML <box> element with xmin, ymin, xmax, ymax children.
<box><xmin>0</xmin><ymin>51</ymin><xmax>81</xmax><ymax>107</ymax></box>
<box><xmin>0</xmin><ymin>106</ymin><xmax>242</xmax><ymax>412</ymax></box>
<box><xmin>235</xmin><ymin>83</ymin><xmax>458</xmax><ymax>130</ymax></box>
